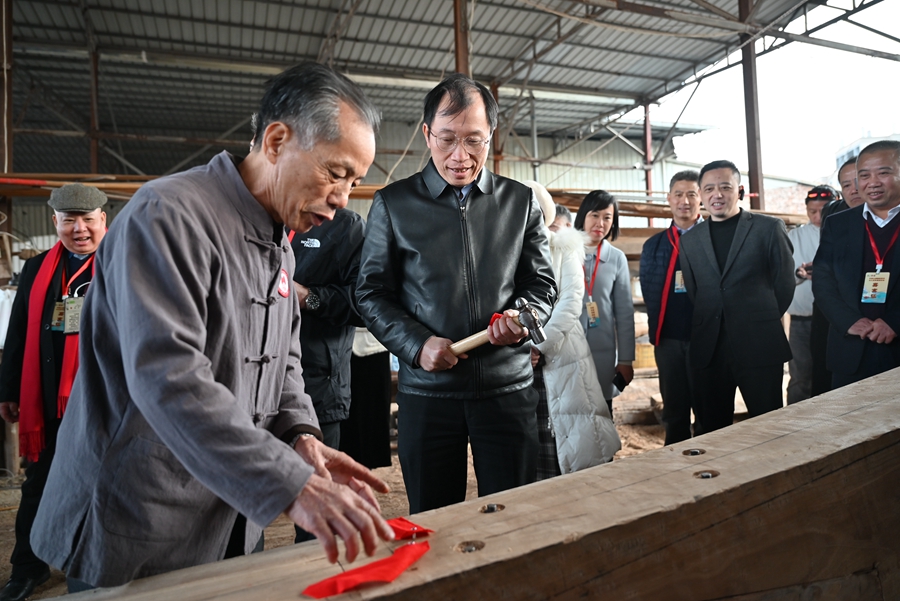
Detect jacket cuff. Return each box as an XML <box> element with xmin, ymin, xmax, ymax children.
<box><xmin>280</xmin><ymin>424</ymin><xmax>323</xmax><ymax>445</ymax></box>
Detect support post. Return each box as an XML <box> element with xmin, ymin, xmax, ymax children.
<box><xmin>1</xmin><ymin>0</ymin><xmax>12</xmax><ymax>174</ymax></box>
<box><xmin>531</xmin><ymin>94</ymin><xmax>539</xmax><ymax>181</ymax></box>
<box><xmin>453</xmin><ymin>0</ymin><xmax>470</xmax><ymax>77</ymax></box>
<box><xmin>89</xmin><ymin>49</ymin><xmax>100</xmax><ymax>173</ymax></box>
<box><xmin>740</xmin><ymin>0</ymin><xmax>764</xmax><ymax>210</ymax></box>
<box><xmin>643</xmin><ymin>101</ymin><xmax>653</xmax><ymax>196</ymax></box>
<box><xmin>491</xmin><ymin>82</ymin><xmax>501</xmax><ymax>175</ymax></box>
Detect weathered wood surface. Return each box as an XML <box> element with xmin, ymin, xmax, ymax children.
<box><xmin>65</xmin><ymin>369</ymin><xmax>900</xmax><ymax>601</ymax></box>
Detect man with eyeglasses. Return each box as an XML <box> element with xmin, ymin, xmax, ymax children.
<box><xmin>785</xmin><ymin>185</ymin><xmax>833</xmax><ymax>404</ymax></box>
<box><xmin>357</xmin><ymin>73</ymin><xmax>556</xmax><ymax>513</ymax></box>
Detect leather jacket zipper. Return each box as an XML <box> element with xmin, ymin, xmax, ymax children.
<box><xmin>459</xmin><ymin>203</ymin><xmax>481</xmax><ymax>396</ymax></box>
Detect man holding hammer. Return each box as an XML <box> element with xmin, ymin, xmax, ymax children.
<box><xmin>357</xmin><ymin>73</ymin><xmax>556</xmax><ymax>513</ymax></box>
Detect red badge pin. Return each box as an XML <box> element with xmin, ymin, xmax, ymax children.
<box><xmin>278</xmin><ymin>269</ymin><xmax>291</xmax><ymax>298</ymax></box>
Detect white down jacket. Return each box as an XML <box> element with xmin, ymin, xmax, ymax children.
<box><xmin>535</xmin><ymin>226</ymin><xmax>621</xmax><ymax>473</ymax></box>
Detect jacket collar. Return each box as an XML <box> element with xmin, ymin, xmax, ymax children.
<box><xmin>212</xmin><ymin>151</ymin><xmax>279</xmax><ymax>235</ymax></box>
<box><xmin>422</xmin><ymin>159</ymin><xmax>494</xmax><ymax>200</ymax></box>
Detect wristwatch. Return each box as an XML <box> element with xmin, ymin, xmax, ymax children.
<box><xmin>305</xmin><ymin>291</ymin><xmax>321</xmax><ymax>311</ymax></box>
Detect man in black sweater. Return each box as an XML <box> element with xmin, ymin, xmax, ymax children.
<box><xmin>679</xmin><ymin>160</ymin><xmax>795</xmax><ymax>434</ymax></box>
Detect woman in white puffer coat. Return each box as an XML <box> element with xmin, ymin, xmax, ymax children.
<box><xmin>524</xmin><ymin>181</ymin><xmax>621</xmax><ymax>480</ymax></box>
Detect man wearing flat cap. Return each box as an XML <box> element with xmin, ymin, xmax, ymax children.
<box><xmin>0</xmin><ymin>183</ymin><xmax>107</xmax><ymax>601</ymax></box>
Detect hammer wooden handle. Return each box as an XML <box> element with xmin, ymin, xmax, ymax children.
<box><xmin>448</xmin><ymin>314</ymin><xmax>523</xmax><ymax>356</ymax></box>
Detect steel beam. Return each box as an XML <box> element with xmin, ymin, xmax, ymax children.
<box><xmin>643</xmin><ymin>102</ymin><xmax>653</xmax><ymax>194</ymax></box>
<box><xmin>740</xmin><ymin>0</ymin><xmax>764</xmax><ymax>210</ymax></box>
<box><xmin>454</xmin><ymin>0</ymin><xmax>470</xmax><ymax>76</ymax></box>
<box><xmin>89</xmin><ymin>49</ymin><xmax>99</xmax><ymax>173</ymax></box>
<box><xmin>1</xmin><ymin>0</ymin><xmax>12</xmax><ymax>173</ymax></box>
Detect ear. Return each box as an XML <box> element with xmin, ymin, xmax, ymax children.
<box><xmin>738</xmin><ymin>186</ymin><xmax>745</xmax><ymax>200</ymax></box>
<box><xmin>100</xmin><ymin>211</ymin><xmax>108</xmax><ymax>227</ymax></box>
<box><xmin>51</xmin><ymin>213</ymin><xmax>58</xmax><ymax>228</ymax></box>
<box><xmin>260</xmin><ymin>122</ymin><xmax>292</xmax><ymax>164</ymax></box>
<box><xmin>422</xmin><ymin>123</ymin><xmax>431</xmax><ymax>148</ymax></box>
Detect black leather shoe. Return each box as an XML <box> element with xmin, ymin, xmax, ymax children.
<box><xmin>0</xmin><ymin>568</ymin><xmax>51</xmax><ymax>601</ymax></box>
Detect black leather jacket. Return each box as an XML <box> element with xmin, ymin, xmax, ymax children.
<box><xmin>357</xmin><ymin>160</ymin><xmax>557</xmax><ymax>399</ymax></box>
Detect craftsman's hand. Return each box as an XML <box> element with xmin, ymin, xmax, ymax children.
<box><xmin>867</xmin><ymin>318</ymin><xmax>897</xmax><ymax>344</ymax></box>
<box><xmin>294</xmin><ymin>436</ymin><xmax>390</xmax><ymax>508</ymax></box>
<box><xmin>847</xmin><ymin>318</ymin><xmax>874</xmax><ymax>339</ymax></box>
<box><xmin>285</xmin><ymin>474</ymin><xmax>395</xmax><ymax>564</ymax></box>
<box><xmin>796</xmin><ymin>262</ymin><xmax>813</xmax><ymax>281</ymax></box>
<box><xmin>530</xmin><ymin>347</ymin><xmax>541</xmax><ymax>368</ymax></box>
<box><xmin>293</xmin><ymin>282</ymin><xmax>310</xmax><ymax>309</ymax></box>
<box><xmin>418</xmin><ymin>336</ymin><xmax>467</xmax><ymax>372</ymax></box>
<box><xmin>487</xmin><ymin>309</ymin><xmax>528</xmax><ymax>346</ymax></box>
<box><xmin>0</xmin><ymin>402</ymin><xmax>19</xmax><ymax>424</ymax></box>
<box><xmin>616</xmin><ymin>363</ymin><xmax>634</xmax><ymax>385</ymax></box>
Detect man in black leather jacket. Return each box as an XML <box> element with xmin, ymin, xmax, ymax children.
<box><xmin>357</xmin><ymin>73</ymin><xmax>557</xmax><ymax>513</ymax></box>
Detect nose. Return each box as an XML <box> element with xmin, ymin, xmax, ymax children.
<box><xmin>73</xmin><ymin>218</ymin><xmax>87</xmax><ymax>231</ymax></box>
<box><xmin>449</xmin><ymin>141</ymin><xmax>469</xmax><ymax>161</ymax></box>
<box><xmin>328</xmin><ymin>182</ymin><xmax>351</xmax><ymax>211</ymax></box>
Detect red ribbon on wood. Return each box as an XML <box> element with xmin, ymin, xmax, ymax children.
<box><xmin>302</xmin><ymin>542</ymin><xmax>430</xmax><ymax>598</ymax></box>
<box><xmin>389</xmin><ymin>516</ymin><xmax>434</xmax><ymax>540</ymax></box>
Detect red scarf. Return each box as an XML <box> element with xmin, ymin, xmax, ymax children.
<box><xmin>19</xmin><ymin>242</ymin><xmax>88</xmax><ymax>461</ymax></box>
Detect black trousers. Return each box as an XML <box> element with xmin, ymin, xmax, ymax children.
<box><xmin>340</xmin><ymin>352</ymin><xmax>392</xmax><ymax>469</ymax></box>
<box><xmin>397</xmin><ymin>387</ymin><xmax>538</xmax><ymax>514</ymax></box>
<box><xmin>809</xmin><ymin>303</ymin><xmax>833</xmax><ymax>397</ymax></box>
<box><xmin>11</xmin><ymin>421</ymin><xmax>58</xmax><ymax>580</ymax></box>
<box><xmin>654</xmin><ymin>338</ymin><xmax>697</xmax><ymax>445</ymax></box>
<box><xmin>692</xmin><ymin>329</ymin><xmax>784</xmax><ymax>435</ymax></box>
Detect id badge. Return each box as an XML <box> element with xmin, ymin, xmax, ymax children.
<box><xmin>861</xmin><ymin>272</ymin><xmax>889</xmax><ymax>304</ymax></box>
<box><xmin>64</xmin><ymin>297</ymin><xmax>84</xmax><ymax>333</ymax></box>
<box><xmin>586</xmin><ymin>301</ymin><xmax>600</xmax><ymax>329</ymax></box>
<box><xmin>674</xmin><ymin>270</ymin><xmax>687</xmax><ymax>293</ymax></box>
<box><xmin>50</xmin><ymin>302</ymin><xmax>66</xmax><ymax>331</ymax></box>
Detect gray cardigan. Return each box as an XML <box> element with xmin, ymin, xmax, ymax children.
<box><xmin>32</xmin><ymin>152</ymin><xmax>320</xmax><ymax>587</ymax></box>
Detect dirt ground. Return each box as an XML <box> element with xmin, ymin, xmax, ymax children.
<box><xmin>0</xmin><ymin>422</ymin><xmax>664</xmax><ymax>600</ymax></box>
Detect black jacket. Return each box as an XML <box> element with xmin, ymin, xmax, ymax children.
<box><xmin>357</xmin><ymin>160</ymin><xmax>557</xmax><ymax>399</ymax></box>
<box><xmin>291</xmin><ymin>209</ymin><xmax>366</xmax><ymax>424</ymax></box>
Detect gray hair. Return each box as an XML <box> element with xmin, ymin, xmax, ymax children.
<box><xmin>253</xmin><ymin>63</ymin><xmax>380</xmax><ymax>151</ymax></box>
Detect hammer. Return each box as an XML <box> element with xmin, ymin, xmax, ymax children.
<box><xmin>448</xmin><ymin>297</ymin><xmax>546</xmax><ymax>356</ymax></box>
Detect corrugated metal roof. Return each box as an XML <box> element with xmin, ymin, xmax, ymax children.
<box><xmin>7</xmin><ymin>0</ymin><xmax>892</xmax><ymax>175</ymax></box>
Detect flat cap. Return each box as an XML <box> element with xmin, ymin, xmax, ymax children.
<box><xmin>47</xmin><ymin>183</ymin><xmax>108</xmax><ymax>213</ymax></box>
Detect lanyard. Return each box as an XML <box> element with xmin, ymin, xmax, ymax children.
<box><xmin>654</xmin><ymin>226</ymin><xmax>681</xmax><ymax>345</ymax></box>
<box><xmin>287</xmin><ymin>229</ymin><xmax>296</xmax><ymax>243</ymax></box>
<box><xmin>583</xmin><ymin>241</ymin><xmax>603</xmax><ymax>302</ymax></box>
<box><xmin>61</xmin><ymin>255</ymin><xmax>94</xmax><ymax>299</ymax></box>
<box><xmin>864</xmin><ymin>220</ymin><xmax>900</xmax><ymax>273</ymax></box>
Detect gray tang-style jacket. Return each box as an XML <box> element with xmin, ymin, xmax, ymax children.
<box><xmin>32</xmin><ymin>151</ymin><xmax>320</xmax><ymax>587</ymax></box>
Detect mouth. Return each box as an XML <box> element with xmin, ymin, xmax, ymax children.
<box><xmin>73</xmin><ymin>236</ymin><xmax>91</xmax><ymax>245</ymax></box>
<box><xmin>447</xmin><ymin>165</ymin><xmax>471</xmax><ymax>177</ymax></box>
<box><xmin>709</xmin><ymin>201</ymin><xmax>726</xmax><ymax>211</ymax></box>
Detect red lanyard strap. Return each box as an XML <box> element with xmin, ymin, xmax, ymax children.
<box><xmin>654</xmin><ymin>226</ymin><xmax>681</xmax><ymax>345</ymax></box>
<box><xmin>62</xmin><ymin>255</ymin><xmax>95</xmax><ymax>298</ymax></box>
<box><xmin>583</xmin><ymin>241</ymin><xmax>603</xmax><ymax>299</ymax></box>
<box><xmin>864</xmin><ymin>220</ymin><xmax>900</xmax><ymax>272</ymax></box>
<box><xmin>287</xmin><ymin>229</ymin><xmax>295</xmax><ymax>243</ymax></box>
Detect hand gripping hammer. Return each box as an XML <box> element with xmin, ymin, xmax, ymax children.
<box><xmin>448</xmin><ymin>297</ymin><xmax>546</xmax><ymax>356</ymax></box>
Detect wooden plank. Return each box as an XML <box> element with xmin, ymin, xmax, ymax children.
<box><xmin>67</xmin><ymin>368</ymin><xmax>900</xmax><ymax>601</ymax></box>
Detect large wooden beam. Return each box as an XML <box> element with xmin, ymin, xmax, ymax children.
<box><xmin>70</xmin><ymin>369</ymin><xmax>900</xmax><ymax>600</ymax></box>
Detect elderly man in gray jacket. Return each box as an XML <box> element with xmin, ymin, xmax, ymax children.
<box><xmin>31</xmin><ymin>63</ymin><xmax>394</xmax><ymax>590</ymax></box>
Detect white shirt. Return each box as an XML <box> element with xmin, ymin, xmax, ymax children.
<box><xmin>862</xmin><ymin>203</ymin><xmax>900</xmax><ymax>227</ymax></box>
<box><xmin>787</xmin><ymin>222</ymin><xmax>819</xmax><ymax>316</ymax></box>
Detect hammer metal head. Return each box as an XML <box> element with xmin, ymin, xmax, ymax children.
<box><xmin>514</xmin><ymin>297</ymin><xmax>546</xmax><ymax>345</ymax></box>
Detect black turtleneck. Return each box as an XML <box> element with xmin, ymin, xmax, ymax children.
<box><xmin>708</xmin><ymin>210</ymin><xmax>741</xmax><ymax>272</ymax></box>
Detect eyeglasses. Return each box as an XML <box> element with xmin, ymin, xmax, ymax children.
<box><xmin>429</xmin><ymin>131</ymin><xmax>491</xmax><ymax>154</ymax></box>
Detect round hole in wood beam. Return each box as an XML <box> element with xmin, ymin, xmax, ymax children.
<box><xmin>455</xmin><ymin>540</ymin><xmax>485</xmax><ymax>553</ymax></box>
<box><xmin>479</xmin><ymin>503</ymin><xmax>505</xmax><ymax>514</ymax></box>
<box><xmin>693</xmin><ymin>470</ymin><xmax>720</xmax><ymax>479</ymax></box>
<box><xmin>682</xmin><ymin>448</ymin><xmax>706</xmax><ymax>456</ymax></box>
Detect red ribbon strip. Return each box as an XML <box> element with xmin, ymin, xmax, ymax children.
<box><xmin>389</xmin><ymin>516</ymin><xmax>434</xmax><ymax>540</ymax></box>
<box><xmin>302</xmin><ymin>541</ymin><xmax>431</xmax><ymax>599</ymax></box>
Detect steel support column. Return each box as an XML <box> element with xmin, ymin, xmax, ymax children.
<box><xmin>1</xmin><ymin>0</ymin><xmax>12</xmax><ymax>173</ymax></box>
<box><xmin>491</xmin><ymin>82</ymin><xmax>501</xmax><ymax>174</ymax></box>
<box><xmin>643</xmin><ymin>101</ymin><xmax>652</xmax><ymax>195</ymax></box>
<box><xmin>740</xmin><ymin>0</ymin><xmax>764</xmax><ymax>210</ymax></box>
<box><xmin>531</xmin><ymin>94</ymin><xmax>539</xmax><ymax>181</ymax></box>
<box><xmin>89</xmin><ymin>49</ymin><xmax>100</xmax><ymax>173</ymax></box>
<box><xmin>453</xmin><ymin>0</ymin><xmax>470</xmax><ymax>76</ymax></box>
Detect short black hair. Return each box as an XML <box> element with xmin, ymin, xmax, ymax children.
<box><xmin>423</xmin><ymin>73</ymin><xmax>499</xmax><ymax>131</ymax></box>
<box><xmin>574</xmin><ymin>190</ymin><xmax>620</xmax><ymax>242</ymax></box>
<box><xmin>253</xmin><ymin>63</ymin><xmax>380</xmax><ymax>152</ymax></box>
<box><xmin>699</xmin><ymin>160</ymin><xmax>741</xmax><ymax>185</ymax></box>
<box><xmin>859</xmin><ymin>140</ymin><xmax>900</xmax><ymax>163</ymax></box>
<box><xmin>554</xmin><ymin>203</ymin><xmax>571</xmax><ymax>223</ymax></box>
<box><xmin>669</xmin><ymin>170</ymin><xmax>700</xmax><ymax>190</ymax></box>
<box><xmin>837</xmin><ymin>156</ymin><xmax>857</xmax><ymax>180</ymax></box>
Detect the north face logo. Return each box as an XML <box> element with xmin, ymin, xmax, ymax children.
<box><xmin>301</xmin><ymin>239</ymin><xmax>320</xmax><ymax>248</ymax></box>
